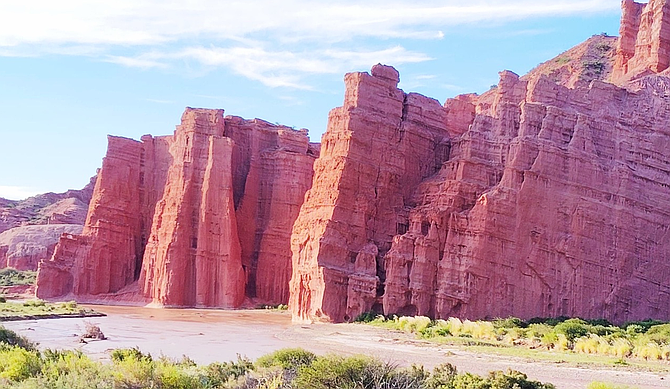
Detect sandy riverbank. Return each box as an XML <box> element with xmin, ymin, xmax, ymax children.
<box><xmin>3</xmin><ymin>305</ymin><xmax>668</xmax><ymax>389</ymax></box>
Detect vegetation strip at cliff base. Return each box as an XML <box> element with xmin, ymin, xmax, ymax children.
<box><xmin>0</xmin><ymin>300</ymin><xmax>104</xmax><ymax>321</ymax></box>
<box><xmin>356</xmin><ymin>313</ymin><xmax>670</xmax><ymax>370</ymax></box>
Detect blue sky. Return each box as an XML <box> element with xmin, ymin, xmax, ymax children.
<box><xmin>0</xmin><ymin>0</ymin><xmax>623</xmax><ymax>200</ymax></box>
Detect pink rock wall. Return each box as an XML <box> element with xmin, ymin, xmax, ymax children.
<box><xmin>37</xmin><ymin>108</ymin><xmax>316</xmax><ymax>308</ymax></box>
<box><xmin>613</xmin><ymin>0</ymin><xmax>670</xmax><ymax>83</ymax></box>
<box><xmin>140</xmin><ymin>109</ymin><xmax>245</xmax><ymax>307</ymax></box>
<box><xmin>290</xmin><ymin>64</ymin><xmax>452</xmax><ymax>322</ymax></box>
<box><xmin>291</xmin><ymin>25</ymin><xmax>670</xmax><ymax>323</ymax></box>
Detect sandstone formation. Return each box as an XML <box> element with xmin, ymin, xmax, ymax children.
<box><xmin>37</xmin><ymin>108</ymin><xmax>317</xmax><ymax>308</ymax></box>
<box><xmin>0</xmin><ymin>224</ymin><xmax>82</xmax><ymax>270</ymax></box>
<box><xmin>613</xmin><ymin>0</ymin><xmax>670</xmax><ymax>83</ymax></box>
<box><xmin>289</xmin><ymin>1</ymin><xmax>670</xmax><ymax>323</ymax></box>
<box><xmin>34</xmin><ymin>0</ymin><xmax>670</xmax><ymax>324</ymax></box>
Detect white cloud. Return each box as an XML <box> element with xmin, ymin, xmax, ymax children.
<box><xmin>0</xmin><ymin>0</ymin><xmax>618</xmax><ymax>87</ymax></box>
<box><xmin>104</xmin><ymin>55</ymin><xmax>167</xmax><ymax>69</ymax></box>
<box><xmin>0</xmin><ymin>186</ymin><xmax>42</xmax><ymax>201</ymax></box>
<box><xmin>0</xmin><ymin>0</ymin><xmax>619</xmax><ymax>49</ymax></box>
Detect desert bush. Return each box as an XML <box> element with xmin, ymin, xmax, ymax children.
<box><xmin>110</xmin><ymin>347</ymin><xmax>158</xmax><ymax>387</ymax></box>
<box><xmin>38</xmin><ymin>349</ymin><xmax>111</xmax><ymax>389</ymax></box>
<box><xmin>110</xmin><ymin>347</ymin><xmax>151</xmax><ymax>363</ymax></box>
<box><xmin>0</xmin><ymin>326</ymin><xmax>36</xmax><ymax>351</ymax></box>
<box><xmin>462</xmin><ymin>320</ymin><xmax>496</xmax><ymax>341</ymax></box>
<box><xmin>398</xmin><ymin>316</ymin><xmax>433</xmax><ymax>334</ymax></box>
<box><xmin>485</xmin><ymin>370</ymin><xmax>556</xmax><ymax>389</ymax></box>
<box><xmin>0</xmin><ymin>269</ymin><xmax>36</xmax><ymax>287</ymax></box>
<box><xmin>527</xmin><ymin>323</ymin><xmax>552</xmax><ymax>339</ymax></box>
<box><xmin>623</xmin><ymin>319</ymin><xmax>665</xmax><ymax>333</ymax></box>
<box><xmin>423</xmin><ymin>363</ymin><xmax>458</xmax><ymax>389</ymax></box>
<box><xmin>204</xmin><ymin>355</ymin><xmax>254</xmax><ymax>387</ymax></box>
<box><xmin>645</xmin><ymin>323</ymin><xmax>670</xmax><ymax>344</ymax></box>
<box><xmin>0</xmin><ymin>346</ymin><xmax>42</xmax><ymax>382</ymax></box>
<box><xmin>155</xmin><ymin>361</ymin><xmax>201</xmax><ymax>389</ymax></box>
<box><xmin>21</xmin><ymin>300</ymin><xmax>45</xmax><ymax>308</ymax></box>
<box><xmin>355</xmin><ymin>311</ymin><xmax>386</xmax><ymax>323</ymax></box>
<box><xmin>527</xmin><ymin>316</ymin><xmax>570</xmax><ymax>326</ymax></box>
<box><xmin>493</xmin><ymin>317</ymin><xmax>527</xmax><ymax>329</ymax></box>
<box><xmin>293</xmin><ymin>354</ymin><xmax>424</xmax><ymax>389</ymax></box>
<box><xmin>554</xmin><ymin>318</ymin><xmax>590</xmax><ymax>342</ymax></box>
<box><xmin>59</xmin><ymin>301</ymin><xmax>78</xmax><ymax>310</ymax></box>
<box><xmin>255</xmin><ymin>348</ymin><xmax>315</xmax><ymax>371</ymax></box>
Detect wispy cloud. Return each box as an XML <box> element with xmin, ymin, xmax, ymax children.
<box><xmin>0</xmin><ymin>0</ymin><xmax>618</xmax><ymax>87</ymax></box>
<box><xmin>0</xmin><ymin>1</ymin><xmax>619</xmax><ymax>48</ymax></box>
<box><xmin>104</xmin><ymin>55</ymin><xmax>167</xmax><ymax>69</ymax></box>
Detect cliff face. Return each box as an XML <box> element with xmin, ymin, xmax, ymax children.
<box><xmin>612</xmin><ymin>0</ymin><xmax>670</xmax><ymax>83</ymax></box>
<box><xmin>290</xmin><ymin>2</ymin><xmax>670</xmax><ymax>323</ymax></box>
<box><xmin>37</xmin><ymin>109</ymin><xmax>316</xmax><ymax>307</ymax></box>
<box><xmin>35</xmin><ymin>0</ymin><xmax>670</xmax><ymax>323</ymax></box>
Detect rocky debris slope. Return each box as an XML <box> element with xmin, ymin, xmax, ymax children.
<box><xmin>37</xmin><ymin>109</ymin><xmax>317</xmax><ymax>307</ymax></box>
<box><xmin>289</xmin><ymin>0</ymin><xmax>670</xmax><ymax>323</ymax></box>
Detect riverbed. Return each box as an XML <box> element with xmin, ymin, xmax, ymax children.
<box><xmin>3</xmin><ymin>305</ymin><xmax>668</xmax><ymax>389</ymax></box>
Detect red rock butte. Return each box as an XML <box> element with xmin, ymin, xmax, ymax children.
<box><xmin>38</xmin><ymin>0</ymin><xmax>670</xmax><ymax>323</ymax></box>
<box><xmin>37</xmin><ymin>109</ymin><xmax>318</xmax><ymax>307</ymax></box>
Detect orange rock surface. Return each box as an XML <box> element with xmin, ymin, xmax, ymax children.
<box><xmin>37</xmin><ymin>109</ymin><xmax>316</xmax><ymax>307</ymax></box>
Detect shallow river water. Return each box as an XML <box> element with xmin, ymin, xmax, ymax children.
<box><xmin>3</xmin><ymin>305</ymin><xmax>669</xmax><ymax>389</ymax></box>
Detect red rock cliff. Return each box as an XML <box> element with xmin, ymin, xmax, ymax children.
<box><xmin>290</xmin><ymin>3</ymin><xmax>670</xmax><ymax>323</ymax></box>
<box><xmin>612</xmin><ymin>0</ymin><xmax>670</xmax><ymax>83</ymax></box>
<box><xmin>37</xmin><ymin>108</ymin><xmax>316</xmax><ymax>307</ymax></box>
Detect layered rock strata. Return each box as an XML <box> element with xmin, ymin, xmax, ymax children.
<box><xmin>612</xmin><ymin>0</ymin><xmax>670</xmax><ymax>83</ymax></box>
<box><xmin>37</xmin><ymin>109</ymin><xmax>316</xmax><ymax>307</ymax></box>
<box><xmin>290</xmin><ymin>1</ymin><xmax>670</xmax><ymax>323</ymax></box>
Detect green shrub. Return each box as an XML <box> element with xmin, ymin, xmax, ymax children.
<box><xmin>486</xmin><ymin>370</ymin><xmax>556</xmax><ymax>389</ymax></box>
<box><xmin>0</xmin><ymin>326</ymin><xmax>36</xmax><ymax>351</ymax></box>
<box><xmin>424</xmin><ymin>363</ymin><xmax>458</xmax><ymax>389</ymax></box>
<box><xmin>0</xmin><ymin>269</ymin><xmax>36</xmax><ymax>287</ymax></box>
<box><xmin>554</xmin><ymin>318</ymin><xmax>590</xmax><ymax>341</ymax></box>
<box><xmin>493</xmin><ymin>317</ymin><xmax>527</xmax><ymax>329</ymax></box>
<box><xmin>645</xmin><ymin>324</ymin><xmax>670</xmax><ymax>344</ymax></box>
<box><xmin>204</xmin><ymin>355</ymin><xmax>253</xmax><ymax>386</ymax></box>
<box><xmin>110</xmin><ymin>347</ymin><xmax>152</xmax><ymax>363</ymax></box>
<box><xmin>622</xmin><ymin>319</ymin><xmax>665</xmax><ymax>333</ymax></box>
<box><xmin>0</xmin><ymin>346</ymin><xmax>42</xmax><ymax>382</ymax></box>
<box><xmin>527</xmin><ymin>317</ymin><xmax>569</xmax><ymax>326</ymax></box>
<box><xmin>293</xmin><ymin>355</ymin><xmax>424</xmax><ymax>389</ymax></box>
<box><xmin>21</xmin><ymin>300</ymin><xmax>45</xmax><ymax>308</ymax></box>
<box><xmin>255</xmin><ymin>348</ymin><xmax>315</xmax><ymax>370</ymax></box>
<box><xmin>355</xmin><ymin>311</ymin><xmax>383</xmax><ymax>323</ymax></box>
<box><xmin>156</xmin><ymin>362</ymin><xmax>200</xmax><ymax>389</ymax></box>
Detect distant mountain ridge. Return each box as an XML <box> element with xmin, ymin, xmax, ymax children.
<box><xmin>0</xmin><ymin>176</ymin><xmax>96</xmax><ymax>234</ymax></box>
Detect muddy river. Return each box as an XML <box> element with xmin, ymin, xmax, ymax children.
<box><xmin>3</xmin><ymin>305</ymin><xmax>668</xmax><ymax>389</ymax></box>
